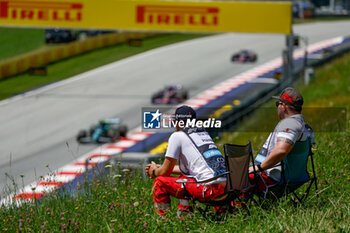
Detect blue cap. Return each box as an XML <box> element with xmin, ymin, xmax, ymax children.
<box><xmin>175</xmin><ymin>105</ymin><xmax>196</xmax><ymax>121</ymax></box>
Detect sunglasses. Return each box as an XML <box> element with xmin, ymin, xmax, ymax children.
<box><xmin>275</xmin><ymin>101</ymin><xmax>283</xmax><ymax>107</ymax></box>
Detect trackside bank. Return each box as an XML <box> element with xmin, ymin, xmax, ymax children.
<box><xmin>2</xmin><ymin>35</ymin><xmax>350</xmax><ymax>206</ymax></box>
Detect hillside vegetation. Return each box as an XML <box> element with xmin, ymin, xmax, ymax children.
<box><xmin>1</xmin><ymin>52</ymin><xmax>349</xmax><ymax>232</ymax></box>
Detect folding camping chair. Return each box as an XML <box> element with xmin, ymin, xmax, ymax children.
<box><xmin>256</xmin><ymin>138</ymin><xmax>318</xmax><ymax>205</ymax></box>
<box><xmin>176</xmin><ymin>141</ymin><xmax>257</xmax><ymax>217</ymax></box>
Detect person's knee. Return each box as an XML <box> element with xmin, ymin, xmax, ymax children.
<box><xmin>153</xmin><ymin>176</ymin><xmax>166</xmax><ymax>187</ymax></box>
<box><xmin>153</xmin><ymin>176</ymin><xmax>169</xmax><ymax>195</ymax></box>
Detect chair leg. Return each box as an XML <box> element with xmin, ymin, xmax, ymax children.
<box><xmin>310</xmin><ymin>153</ymin><xmax>318</xmax><ymax>191</ymax></box>
<box><xmin>246</xmin><ymin>192</ymin><xmax>260</xmax><ymax>206</ymax></box>
<box><xmin>302</xmin><ymin>178</ymin><xmax>318</xmax><ymax>202</ymax></box>
<box><xmin>289</xmin><ymin>178</ymin><xmax>317</xmax><ymax>205</ymax></box>
<box><xmin>196</xmin><ymin>205</ymin><xmax>227</xmax><ymax>222</ymax></box>
<box><xmin>194</xmin><ymin>204</ymin><xmax>209</xmax><ymax>219</ymax></box>
<box><xmin>291</xmin><ymin>191</ymin><xmax>302</xmax><ymax>204</ymax></box>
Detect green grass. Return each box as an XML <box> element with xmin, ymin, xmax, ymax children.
<box><xmin>0</xmin><ymin>33</ymin><xmax>209</xmax><ymax>100</ymax></box>
<box><xmin>218</xmin><ymin>52</ymin><xmax>350</xmax><ymax>230</ymax></box>
<box><xmin>0</xmin><ymin>27</ymin><xmax>45</xmax><ymax>60</ymax></box>
<box><xmin>1</xmin><ymin>54</ymin><xmax>349</xmax><ymax>232</ymax></box>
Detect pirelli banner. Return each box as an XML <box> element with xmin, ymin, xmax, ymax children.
<box><xmin>0</xmin><ymin>0</ymin><xmax>292</xmax><ymax>34</ymax></box>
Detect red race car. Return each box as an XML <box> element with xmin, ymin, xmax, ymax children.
<box><xmin>151</xmin><ymin>85</ymin><xmax>188</xmax><ymax>104</ymax></box>
<box><xmin>231</xmin><ymin>50</ymin><xmax>258</xmax><ymax>63</ymax></box>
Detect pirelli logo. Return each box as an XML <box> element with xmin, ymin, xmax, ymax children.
<box><xmin>136</xmin><ymin>5</ymin><xmax>219</xmax><ymax>26</ymax></box>
<box><xmin>0</xmin><ymin>1</ymin><xmax>83</xmax><ymax>21</ymax></box>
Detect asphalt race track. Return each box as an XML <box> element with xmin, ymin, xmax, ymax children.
<box><xmin>0</xmin><ymin>21</ymin><xmax>349</xmax><ymax>197</ymax></box>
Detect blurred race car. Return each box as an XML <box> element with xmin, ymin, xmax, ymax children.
<box><xmin>151</xmin><ymin>85</ymin><xmax>188</xmax><ymax>104</ymax></box>
<box><xmin>231</xmin><ymin>50</ymin><xmax>257</xmax><ymax>63</ymax></box>
<box><xmin>77</xmin><ymin>118</ymin><xmax>127</xmax><ymax>144</ymax></box>
<box><xmin>45</xmin><ymin>29</ymin><xmax>78</xmax><ymax>44</ymax></box>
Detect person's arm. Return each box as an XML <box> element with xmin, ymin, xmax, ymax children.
<box><xmin>146</xmin><ymin>157</ymin><xmax>177</xmax><ymax>178</ymax></box>
<box><xmin>171</xmin><ymin>165</ymin><xmax>181</xmax><ymax>175</ymax></box>
<box><xmin>145</xmin><ymin>132</ymin><xmax>181</xmax><ymax>178</ymax></box>
<box><xmin>249</xmin><ymin>138</ymin><xmax>294</xmax><ymax>173</ymax></box>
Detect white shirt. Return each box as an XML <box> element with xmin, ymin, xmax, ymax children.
<box><xmin>165</xmin><ymin>131</ymin><xmax>226</xmax><ymax>184</ymax></box>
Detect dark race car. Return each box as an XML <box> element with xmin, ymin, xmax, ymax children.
<box><xmin>231</xmin><ymin>50</ymin><xmax>257</xmax><ymax>63</ymax></box>
<box><xmin>45</xmin><ymin>29</ymin><xmax>78</xmax><ymax>44</ymax></box>
<box><xmin>77</xmin><ymin>118</ymin><xmax>127</xmax><ymax>144</ymax></box>
<box><xmin>151</xmin><ymin>85</ymin><xmax>188</xmax><ymax>104</ymax></box>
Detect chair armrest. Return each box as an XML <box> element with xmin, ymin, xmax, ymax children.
<box><xmin>175</xmin><ymin>171</ymin><xmax>230</xmax><ymax>184</ymax></box>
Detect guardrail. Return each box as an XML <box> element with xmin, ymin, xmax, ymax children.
<box><xmin>212</xmin><ymin>36</ymin><xmax>350</xmax><ymax>136</ymax></box>
<box><xmin>0</xmin><ymin>32</ymin><xmax>157</xmax><ymax>80</ymax></box>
